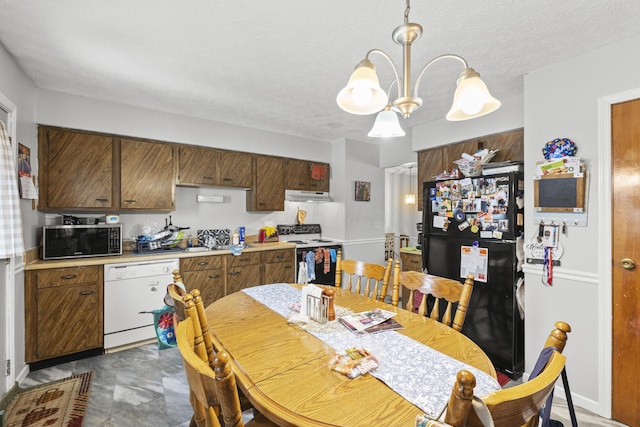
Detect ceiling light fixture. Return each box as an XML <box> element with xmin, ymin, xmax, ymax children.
<box><xmin>337</xmin><ymin>0</ymin><xmax>501</xmax><ymax>135</ymax></box>
<box><xmin>405</xmin><ymin>166</ymin><xmax>416</xmax><ymax>205</ymax></box>
<box><xmin>368</xmin><ymin>81</ymin><xmax>406</xmax><ymax>138</ymax></box>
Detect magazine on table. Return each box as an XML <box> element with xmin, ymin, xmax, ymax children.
<box><xmin>338</xmin><ymin>309</ymin><xmax>402</xmax><ymax>334</ymax></box>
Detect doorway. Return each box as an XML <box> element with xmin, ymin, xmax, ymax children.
<box><xmin>611</xmin><ymin>97</ymin><xmax>640</xmax><ymax>425</ymax></box>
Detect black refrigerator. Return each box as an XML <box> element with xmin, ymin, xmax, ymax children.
<box><xmin>421</xmin><ymin>171</ymin><xmax>524</xmax><ymax>379</ymax></box>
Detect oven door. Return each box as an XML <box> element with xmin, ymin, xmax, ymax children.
<box><xmin>297</xmin><ymin>245</ymin><xmax>342</xmax><ymax>286</ymax></box>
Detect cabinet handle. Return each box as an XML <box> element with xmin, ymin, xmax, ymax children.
<box><xmin>202</xmin><ymin>176</ymin><xmax>213</xmax><ymax>180</ymax></box>
<box><xmin>79</xmin><ymin>290</ymin><xmax>95</xmax><ymax>296</ymax></box>
<box><xmin>198</xmin><ymin>262</ymin><xmax>209</xmax><ymax>266</ymax></box>
<box><xmin>95</xmin><ymin>198</ymin><xmax>109</xmax><ymax>202</ymax></box>
<box><xmin>240</xmin><ymin>257</ymin><xmax>250</xmax><ymax>262</ymax></box>
<box><xmin>61</xmin><ymin>274</ymin><xmax>77</xmax><ymax>280</ymax></box>
<box><xmin>222</xmin><ymin>177</ymin><xmax>233</xmax><ymax>182</ymax></box>
<box><xmin>276</xmin><ymin>254</ymin><xmax>285</xmax><ymax>259</ymax></box>
<box><xmin>229</xmin><ymin>272</ymin><xmax>240</xmax><ymax>276</ymax></box>
<box><xmin>209</xmin><ymin>274</ymin><xmax>220</xmax><ymax>279</ymax></box>
<box><xmin>284</xmin><ymin>266</ymin><xmax>292</xmax><ymax>270</ymax></box>
<box><xmin>124</xmin><ymin>199</ymin><xmax>137</xmax><ymax>204</ymax></box>
<box><xmin>259</xmin><ymin>202</ymin><xmax>267</xmax><ymax>206</ymax></box>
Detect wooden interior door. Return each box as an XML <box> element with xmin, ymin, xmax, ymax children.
<box><xmin>611</xmin><ymin>98</ymin><xmax>640</xmax><ymax>425</ymax></box>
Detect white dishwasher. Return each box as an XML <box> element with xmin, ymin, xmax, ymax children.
<box><xmin>103</xmin><ymin>258</ymin><xmax>179</xmax><ymax>351</ymax></box>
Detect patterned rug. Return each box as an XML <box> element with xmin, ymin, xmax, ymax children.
<box><xmin>2</xmin><ymin>371</ymin><xmax>93</xmax><ymax>427</ymax></box>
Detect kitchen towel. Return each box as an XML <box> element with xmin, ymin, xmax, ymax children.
<box><xmin>305</xmin><ymin>251</ymin><xmax>316</xmax><ymax>280</ymax></box>
<box><xmin>297</xmin><ymin>261</ymin><xmax>309</xmax><ymax>284</ymax></box>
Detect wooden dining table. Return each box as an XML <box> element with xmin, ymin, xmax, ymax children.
<box><xmin>205</xmin><ymin>284</ymin><xmax>497</xmax><ymax>427</ymax></box>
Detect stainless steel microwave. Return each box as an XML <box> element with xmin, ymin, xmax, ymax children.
<box><xmin>43</xmin><ymin>224</ymin><xmax>122</xmax><ymax>260</ymax></box>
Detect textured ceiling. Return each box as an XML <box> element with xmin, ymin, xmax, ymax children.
<box><xmin>1</xmin><ymin>1</ymin><xmax>640</xmax><ymax>143</ymax></box>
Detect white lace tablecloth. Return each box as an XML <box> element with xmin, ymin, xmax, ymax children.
<box><xmin>243</xmin><ymin>284</ymin><xmax>500</xmax><ymax>417</ymax></box>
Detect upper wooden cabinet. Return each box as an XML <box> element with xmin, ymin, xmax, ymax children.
<box><xmin>177</xmin><ymin>145</ymin><xmax>220</xmax><ymax>186</ymax></box>
<box><xmin>120</xmin><ymin>138</ymin><xmax>176</xmax><ymax>210</ymax></box>
<box><xmin>38</xmin><ymin>125</ymin><xmax>330</xmax><ymax>212</ymax></box>
<box><xmin>219</xmin><ymin>150</ymin><xmax>253</xmax><ymax>188</ymax></box>
<box><xmin>247</xmin><ymin>155</ymin><xmax>285</xmax><ymax>211</ymax></box>
<box><xmin>285</xmin><ymin>159</ymin><xmax>331</xmax><ymax>192</ymax></box>
<box><xmin>38</xmin><ymin>127</ymin><xmax>115</xmax><ymax>210</ymax></box>
<box><xmin>416</xmin><ymin>128</ymin><xmax>523</xmax><ymax>211</ymax></box>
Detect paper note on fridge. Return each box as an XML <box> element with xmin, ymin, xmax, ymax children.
<box><xmin>433</xmin><ymin>215</ymin><xmax>448</xmax><ymax>229</ymax></box>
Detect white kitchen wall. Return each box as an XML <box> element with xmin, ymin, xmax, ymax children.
<box><xmin>0</xmin><ymin>42</ymin><xmax>40</xmax><ymax>390</ymax></box>
<box><xmin>523</xmin><ymin>34</ymin><xmax>640</xmax><ymax>417</ymax></box>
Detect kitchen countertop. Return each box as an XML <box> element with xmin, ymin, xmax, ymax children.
<box><xmin>400</xmin><ymin>246</ymin><xmax>422</xmax><ymax>254</ymax></box>
<box><xmin>25</xmin><ymin>241</ymin><xmax>296</xmax><ymax>270</ymax></box>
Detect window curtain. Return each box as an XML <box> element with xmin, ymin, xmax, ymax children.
<box><xmin>0</xmin><ymin>120</ymin><xmax>25</xmax><ymax>258</ymax></box>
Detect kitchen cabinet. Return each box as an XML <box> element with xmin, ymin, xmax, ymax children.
<box><xmin>400</xmin><ymin>250</ymin><xmax>422</xmax><ymax>272</ymax></box>
<box><xmin>120</xmin><ymin>138</ymin><xmax>176</xmax><ymax>210</ymax></box>
<box><xmin>417</xmin><ymin>147</ymin><xmax>445</xmax><ymax>211</ymax></box>
<box><xmin>177</xmin><ymin>145</ymin><xmax>220</xmax><ymax>186</ymax></box>
<box><xmin>180</xmin><ymin>255</ymin><xmax>225</xmax><ymax>306</ymax></box>
<box><xmin>416</xmin><ymin>128</ymin><xmax>523</xmax><ymax>211</ymax></box>
<box><xmin>226</xmin><ymin>251</ymin><xmax>263</xmax><ymax>294</ymax></box>
<box><xmin>218</xmin><ymin>150</ymin><xmax>253</xmax><ymax>188</ymax></box>
<box><xmin>247</xmin><ymin>154</ymin><xmax>285</xmax><ymax>211</ymax></box>
<box><xmin>263</xmin><ymin>248</ymin><xmax>295</xmax><ymax>284</ymax></box>
<box><xmin>399</xmin><ymin>250</ymin><xmax>422</xmax><ymax>310</ymax></box>
<box><xmin>25</xmin><ymin>265</ymin><xmax>103</xmax><ymax>363</ymax></box>
<box><xmin>285</xmin><ymin>159</ymin><xmax>330</xmax><ymax>192</ymax></box>
<box><xmin>38</xmin><ymin>126</ymin><xmax>115</xmax><ymax>211</ymax></box>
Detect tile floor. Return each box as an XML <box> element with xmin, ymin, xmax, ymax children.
<box><xmin>19</xmin><ymin>343</ymin><xmax>629</xmax><ymax>427</ymax></box>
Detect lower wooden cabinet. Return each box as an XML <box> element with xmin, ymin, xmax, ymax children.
<box><xmin>25</xmin><ymin>265</ymin><xmax>104</xmax><ymax>363</ymax></box>
<box><xmin>226</xmin><ymin>251</ymin><xmax>263</xmax><ymax>294</ymax></box>
<box><xmin>264</xmin><ymin>248</ymin><xmax>295</xmax><ymax>284</ymax></box>
<box><xmin>180</xmin><ymin>255</ymin><xmax>225</xmax><ymax>307</ymax></box>
<box><xmin>399</xmin><ymin>250</ymin><xmax>422</xmax><ymax>309</ymax></box>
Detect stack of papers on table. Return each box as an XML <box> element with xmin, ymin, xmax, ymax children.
<box><xmin>338</xmin><ymin>309</ymin><xmax>403</xmax><ymax>334</ymax></box>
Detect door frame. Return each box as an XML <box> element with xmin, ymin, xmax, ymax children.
<box><xmin>597</xmin><ymin>88</ymin><xmax>640</xmax><ymax>418</ymax></box>
<box><xmin>0</xmin><ymin>91</ymin><xmax>17</xmax><ymax>393</ymax></box>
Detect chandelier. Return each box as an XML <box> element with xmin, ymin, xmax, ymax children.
<box><xmin>337</xmin><ymin>0</ymin><xmax>501</xmax><ymax>137</ymax></box>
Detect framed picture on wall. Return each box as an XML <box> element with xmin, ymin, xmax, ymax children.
<box><xmin>355</xmin><ymin>181</ymin><xmax>371</xmax><ymax>202</ymax></box>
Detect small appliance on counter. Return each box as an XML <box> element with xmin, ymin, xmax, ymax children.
<box><xmin>43</xmin><ymin>224</ymin><xmax>122</xmax><ymax>259</ymax></box>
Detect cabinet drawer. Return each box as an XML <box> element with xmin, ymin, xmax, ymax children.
<box><xmin>265</xmin><ymin>262</ymin><xmax>295</xmax><ymax>284</ymax></box>
<box><xmin>181</xmin><ymin>255</ymin><xmax>223</xmax><ymax>271</ymax></box>
<box><xmin>36</xmin><ymin>266</ymin><xmax>101</xmax><ymax>289</ymax></box>
<box><xmin>400</xmin><ymin>252</ymin><xmax>422</xmax><ymax>272</ymax></box>
<box><xmin>263</xmin><ymin>249</ymin><xmax>294</xmax><ymax>264</ymax></box>
<box><xmin>226</xmin><ymin>251</ymin><xmax>262</xmax><ymax>267</ymax></box>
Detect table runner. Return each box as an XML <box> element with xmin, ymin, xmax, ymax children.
<box><xmin>243</xmin><ymin>284</ymin><xmax>500</xmax><ymax>417</ymax></box>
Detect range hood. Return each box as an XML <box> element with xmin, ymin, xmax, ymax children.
<box><xmin>285</xmin><ymin>189</ymin><xmax>331</xmax><ymax>202</ymax></box>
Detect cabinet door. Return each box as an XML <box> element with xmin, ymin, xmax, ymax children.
<box><xmin>481</xmin><ymin>128</ymin><xmax>524</xmax><ymax>163</ymax></box>
<box><xmin>218</xmin><ymin>150</ymin><xmax>253</xmax><ymax>188</ymax></box>
<box><xmin>445</xmin><ymin>140</ymin><xmax>480</xmax><ymax>170</ymax></box>
<box><xmin>227</xmin><ymin>264</ymin><xmax>263</xmax><ymax>294</ymax></box>
<box><xmin>285</xmin><ymin>159</ymin><xmax>309</xmax><ymax>190</ymax></box>
<box><xmin>40</xmin><ymin>127</ymin><xmax>114</xmax><ymax>210</ymax></box>
<box><xmin>121</xmin><ymin>139</ymin><xmax>175</xmax><ymax>210</ymax></box>
<box><xmin>178</xmin><ymin>145</ymin><xmax>219</xmax><ymax>186</ymax></box>
<box><xmin>36</xmin><ymin>284</ymin><xmax>103</xmax><ymax>359</ymax></box>
<box><xmin>249</xmin><ymin>155</ymin><xmax>285</xmax><ymax>211</ymax></box>
<box><xmin>309</xmin><ymin>163</ymin><xmax>330</xmax><ymax>192</ymax></box>
<box><xmin>417</xmin><ymin>148</ymin><xmax>444</xmax><ymax>211</ymax></box>
<box><xmin>183</xmin><ymin>269</ymin><xmax>225</xmax><ymax>306</ymax></box>
<box><xmin>265</xmin><ymin>262</ymin><xmax>295</xmax><ymax>284</ymax></box>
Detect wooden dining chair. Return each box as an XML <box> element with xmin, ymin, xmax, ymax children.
<box><xmin>391</xmin><ymin>261</ymin><xmax>474</xmax><ymax>332</ymax></box>
<box><xmin>170</xmin><ymin>280</ymin><xmax>256</xmax><ymax>420</ymax></box>
<box><xmin>335</xmin><ymin>250</ymin><xmax>393</xmax><ymax>301</ymax></box>
<box><xmin>176</xmin><ymin>316</ymin><xmax>276</xmax><ymax>427</ymax></box>
<box><xmin>443</xmin><ymin>321</ymin><xmax>572</xmax><ymax>427</ymax></box>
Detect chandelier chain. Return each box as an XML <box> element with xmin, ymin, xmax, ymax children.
<box><xmin>404</xmin><ymin>0</ymin><xmax>410</xmax><ymax>24</ymax></box>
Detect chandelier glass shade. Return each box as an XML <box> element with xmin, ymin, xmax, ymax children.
<box><xmin>337</xmin><ymin>0</ymin><xmax>501</xmax><ymax>136</ymax></box>
<box><xmin>368</xmin><ymin>105</ymin><xmax>405</xmax><ymax>137</ymax></box>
